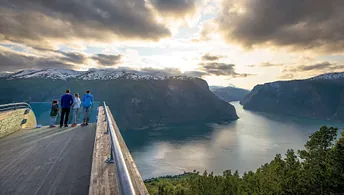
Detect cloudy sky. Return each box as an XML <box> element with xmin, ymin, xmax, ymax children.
<box><xmin>1</xmin><ymin>0</ymin><xmax>344</xmax><ymax>89</ymax></box>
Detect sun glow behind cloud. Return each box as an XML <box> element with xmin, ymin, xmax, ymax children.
<box><xmin>1</xmin><ymin>0</ymin><xmax>344</xmax><ymax>89</ymax></box>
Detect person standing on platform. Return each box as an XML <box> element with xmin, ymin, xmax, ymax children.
<box><xmin>60</xmin><ymin>89</ymin><xmax>74</xmax><ymax>128</ymax></box>
<box><xmin>81</xmin><ymin>90</ymin><xmax>93</xmax><ymax>126</ymax></box>
<box><xmin>71</xmin><ymin>93</ymin><xmax>81</xmax><ymax>127</ymax></box>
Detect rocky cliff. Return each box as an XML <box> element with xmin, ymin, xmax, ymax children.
<box><xmin>241</xmin><ymin>72</ymin><xmax>344</xmax><ymax>121</ymax></box>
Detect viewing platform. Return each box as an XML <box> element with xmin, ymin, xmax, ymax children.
<box><xmin>0</xmin><ymin>102</ymin><xmax>148</xmax><ymax>195</ymax></box>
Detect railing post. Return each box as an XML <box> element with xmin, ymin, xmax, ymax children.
<box><xmin>104</xmin><ymin>120</ymin><xmax>109</xmax><ymax>134</ymax></box>
<box><xmin>105</xmin><ymin>143</ymin><xmax>114</xmax><ymax>163</ymax></box>
<box><xmin>104</xmin><ymin>101</ymin><xmax>113</xmax><ymax>163</ymax></box>
<box><xmin>103</xmin><ymin>102</ymin><xmax>109</xmax><ymax>134</ymax></box>
<box><xmin>103</xmin><ymin>102</ymin><xmax>107</xmax><ymax>120</ymax></box>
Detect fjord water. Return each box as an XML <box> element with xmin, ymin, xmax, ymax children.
<box><xmin>122</xmin><ymin>102</ymin><xmax>344</xmax><ymax>179</ymax></box>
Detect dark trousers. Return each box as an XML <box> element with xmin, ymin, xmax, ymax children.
<box><xmin>60</xmin><ymin>108</ymin><xmax>70</xmax><ymax>126</ymax></box>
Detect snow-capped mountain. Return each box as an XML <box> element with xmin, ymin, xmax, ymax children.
<box><xmin>309</xmin><ymin>72</ymin><xmax>344</xmax><ymax>81</ymax></box>
<box><xmin>0</xmin><ymin>72</ymin><xmax>10</xmax><ymax>78</ymax></box>
<box><xmin>0</xmin><ymin>68</ymin><xmax>195</xmax><ymax>81</ymax></box>
<box><xmin>0</xmin><ymin>68</ymin><xmax>237</xmax><ymax>130</ymax></box>
<box><xmin>8</xmin><ymin>69</ymin><xmax>82</xmax><ymax>80</ymax></box>
<box><xmin>209</xmin><ymin>84</ymin><xmax>236</xmax><ymax>91</ymax></box>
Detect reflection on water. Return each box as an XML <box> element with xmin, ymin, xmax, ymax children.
<box><xmin>122</xmin><ymin>102</ymin><xmax>344</xmax><ymax>179</ymax></box>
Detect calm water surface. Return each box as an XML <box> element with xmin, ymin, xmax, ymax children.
<box><xmin>122</xmin><ymin>102</ymin><xmax>344</xmax><ymax>179</ymax></box>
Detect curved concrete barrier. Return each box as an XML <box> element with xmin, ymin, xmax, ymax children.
<box><xmin>0</xmin><ymin>108</ymin><xmax>37</xmax><ymax>138</ymax></box>
<box><xmin>22</xmin><ymin>109</ymin><xmax>37</xmax><ymax>129</ymax></box>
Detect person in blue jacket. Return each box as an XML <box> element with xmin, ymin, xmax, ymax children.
<box><xmin>60</xmin><ymin>89</ymin><xmax>74</xmax><ymax>127</ymax></box>
<box><xmin>81</xmin><ymin>89</ymin><xmax>93</xmax><ymax>126</ymax></box>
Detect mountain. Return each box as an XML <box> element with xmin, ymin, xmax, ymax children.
<box><xmin>4</xmin><ymin>68</ymin><xmax>194</xmax><ymax>81</ymax></box>
<box><xmin>0</xmin><ymin>68</ymin><xmax>238</xmax><ymax>130</ymax></box>
<box><xmin>210</xmin><ymin>86</ymin><xmax>250</xmax><ymax>102</ymax></box>
<box><xmin>309</xmin><ymin>72</ymin><xmax>344</xmax><ymax>81</ymax></box>
<box><xmin>209</xmin><ymin>84</ymin><xmax>236</xmax><ymax>91</ymax></box>
<box><xmin>241</xmin><ymin>72</ymin><xmax>344</xmax><ymax>121</ymax></box>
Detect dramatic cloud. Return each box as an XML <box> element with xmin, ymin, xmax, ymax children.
<box><xmin>91</xmin><ymin>54</ymin><xmax>122</xmax><ymax>66</ymax></box>
<box><xmin>0</xmin><ymin>0</ymin><xmax>171</xmax><ymax>48</ymax></box>
<box><xmin>140</xmin><ymin>67</ymin><xmax>182</xmax><ymax>76</ymax></box>
<box><xmin>280</xmin><ymin>61</ymin><xmax>344</xmax><ymax>80</ymax></box>
<box><xmin>284</xmin><ymin>62</ymin><xmax>344</xmax><ymax>73</ymax></box>
<box><xmin>217</xmin><ymin>0</ymin><xmax>344</xmax><ymax>52</ymax></box>
<box><xmin>0</xmin><ymin>46</ymin><xmax>209</xmax><ymax>78</ymax></box>
<box><xmin>296</xmin><ymin>62</ymin><xmax>334</xmax><ymax>72</ymax></box>
<box><xmin>150</xmin><ymin>0</ymin><xmax>198</xmax><ymax>16</ymax></box>
<box><xmin>202</xmin><ymin>54</ymin><xmax>222</xmax><ymax>61</ymax></box>
<box><xmin>260</xmin><ymin>62</ymin><xmax>283</xmax><ymax>67</ymax></box>
<box><xmin>279</xmin><ymin>73</ymin><xmax>295</xmax><ymax>80</ymax></box>
<box><xmin>59</xmin><ymin>51</ymin><xmax>88</xmax><ymax>64</ymax></box>
<box><xmin>183</xmin><ymin>70</ymin><xmax>208</xmax><ymax>77</ymax></box>
<box><xmin>0</xmin><ymin>46</ymin><xmax>126</xmax><ymax>71</ymax></box>
<box><xmin>249</xmin><ymin>62</ymin><xmax>283</xmax><ymax>68</ymax></box>
<box><xmin>199</xmin><ymin>62</ymin><xmax>250</xmax><ymax>77</ymax></box>
<box><xmin>194</xmin><ymin>20</ymin><xmax>219</xmax><ymax>42</ymax></box>
<box><xmin>0</xmin><ymin>48</ymin><xmax>74</xmax><ymax>71</ymax></box>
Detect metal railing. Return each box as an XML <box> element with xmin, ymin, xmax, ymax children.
<box><xmin>103</xmin><ymin>102</ymin><xmax>136</xmax><ymax>195</ymax></box>
<box><xmin>0</xmin><ymin>102</ymin><xmax>32</xmax><ymax>113</ymax></box>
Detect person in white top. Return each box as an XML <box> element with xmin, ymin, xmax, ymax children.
<box><xmin>71</xmin><ymin>93</ymin><xmax>81</xmax><ymax>127</ymax></box>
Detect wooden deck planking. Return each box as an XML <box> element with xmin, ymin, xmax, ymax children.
<box><xmin>0</xmin><ymin>124</ymin><xmax>96</xmax><ymax>195</ymax></box>
<box><xmin>89</xmin><ymin>107</ymin><xmax>119</xmax><ymax>195</ymax></box>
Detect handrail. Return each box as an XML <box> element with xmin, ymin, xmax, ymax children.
<box><xmin>0</xmin><ymin>102</ymin><xmax>31</xmax><ymax>112</ymax></box>
<box><xmin>103</xmin><ymin>101</ymin><xmax>136</xmax><ymax>195</ymax></box>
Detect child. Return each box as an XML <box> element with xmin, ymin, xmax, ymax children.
<box><xmin>50</xmin><ymin>100</ymin><xmax>59</xmax><ymax>128</ymax></box>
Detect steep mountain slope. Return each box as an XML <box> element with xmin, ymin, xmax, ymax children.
<box><xmin>0</xmin><ymin>69</ymin><xmax>238</xmax><ymax>130</ymax></box>
<box><xmin>241</xmin><ymin>72</ymin><xmax>344</xmax><ymax>121</ymax></box>
<box><xmin>210</xmin><ymin>86</ymin><xmax>250</xmax><ymax>102</ymax></box>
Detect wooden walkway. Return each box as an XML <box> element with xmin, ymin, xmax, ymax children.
<box><xmin>0</xmin><ymin>124</ymin><xmax>96</xmax><ymax>195</ymax></box>
<box><xmin>0</xmin><ymin>106</ymin><xmax>147</xmax><ymax>195</ymax></box>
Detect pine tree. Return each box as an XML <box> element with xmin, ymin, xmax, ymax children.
<box><xmin>299</xmin><ymin>126</ymin><xmax>338</xmax><ymax>194</ymax></box>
